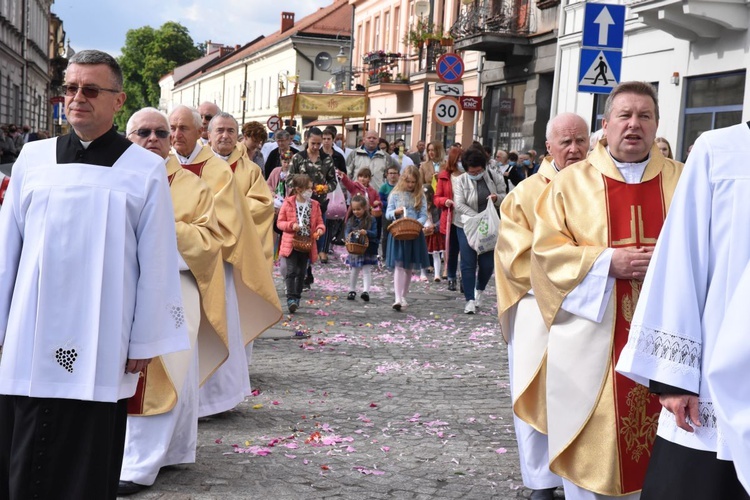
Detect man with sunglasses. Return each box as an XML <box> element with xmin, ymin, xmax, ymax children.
<box><xmin>0</xmin><ymin>50</ymin><xmax>189</xmax><ymax>499</ymax></box>
<box><xmin>118</xmin><ymin>107</ymin><xmax>227</xmax><ymax>496</ymax></box>
<box><xmin>197</xmin><ymin>101</ymin><xmax>220</xmax><ymax>146</ymax></box>
<box><xmin>169</xmin><ymin>105</ymin><xmax>281</xmax><ymax>420</ymax></box>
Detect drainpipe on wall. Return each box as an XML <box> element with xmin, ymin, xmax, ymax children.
<box><xmin>419</xmin><ymin>0</ymin><xmax>436</xmax><ymax>142</ymax></box>
<box><xmin>292</xmin><ymin>43</ymin><xmax>315</xmax><ymax>81</ymax></box>
<box><xmin>474</xmin><ymin>53</ymin><xmax>484</xmax><ymax>143</ymax></box>
<box><xmin>21</xmin><ymin>0</ymin><xmax>29</xmax><ymax>125</ymax></box>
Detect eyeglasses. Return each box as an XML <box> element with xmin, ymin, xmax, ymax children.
<box><xmin>201</xmin><ymin>114</ymin><xmax>213</xmax><ymax>122</ymax></box>
<box><xmin>61</xmin><ymin>84</ymin><xmax>121</xmax><ymax>99</ymax></box>
<box><xmin>130</xmin><ymin>129</ymin><xmax>169</xmax><ymax>139</ymax></box>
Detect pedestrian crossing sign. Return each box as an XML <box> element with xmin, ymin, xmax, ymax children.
<box><xmin>578</xmin><ymin>48</ymin><xmax>622</xmax><ymax>94</ymax></box>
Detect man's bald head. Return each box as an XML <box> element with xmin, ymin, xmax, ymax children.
<box><xmin>169</xmin><ymin>105</ymin><xmax>202</xmax><ymax>157</ymax></box>
<box><xmin>198</xmin><ymin>101</ymin><xmax>221</xmax><ymax>139</ymax></box>
<box><xmin>545</xmin><ymin>113</ymin><xmax>590</xmax><ymax>170</ymax></box>
<box><xmin>127</xmin><ymin>107</ymin><xmax>170</xmax><ymax>159</ymax></box>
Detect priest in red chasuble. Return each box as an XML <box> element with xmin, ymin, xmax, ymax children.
<box><xmin>531</xmin><ymin>82</ymin><xmax>683</xmax><ymax>499</ymax></box>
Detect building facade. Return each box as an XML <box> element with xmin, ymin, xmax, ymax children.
<box><xmin>452</xmin><ymin>0</ymin><xmax>560</xmax><ymax>155</ymax></box>
<box><xmin>0</xmin><ymin>0</ymin><xmax>55</xmax><ymax>131</ymax></box>
<box><xmin>352</xmin><ymin>0</ymin><xmax>480</xmax><ymax>150</ymax></box>
<box><xmin>164</xmin><ymin>1</ymin><xmax>353</xmax><ymax>134</ymax></box>
<box><xmin>553</xmin><ymin>0</ymin><xmax>750</xmax><ymax>162</ymax></box>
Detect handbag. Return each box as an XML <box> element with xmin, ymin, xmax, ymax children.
<box><xmin>326</xmin><ymin>182</ymin><xmax>347</xmax><ymax>220</ymax></box>
<box><xmin>463</xmin><ymin>204</ymin><xmax>500</xmax><ymax>254</ymax></box>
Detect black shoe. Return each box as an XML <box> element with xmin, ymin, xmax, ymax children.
<box><xmin>288</xmin><ymin>300</ymin><xmax>298</xmax><ymax>313</ymax></box>
<box><xmin>118</xmin><ymin>481</ymin><xmax>148</xmax><ymax>496</ymax></box>
<box><xmin>529</xmin><ymin>488</ymin><xmax>556</xmax><ymax>500</ymax></box>
<box><xmin>304</xmin><ymin>274</ymin><xmax>314</xmax><ymax>286</ymax></box>
<box><xmin>347</xmin><ymin>291</ymin><xmax>356</xmax><ymax>300</ymax></box>
<box><xmin>447</xmin><ymin>279</ymin><xmax>456</xmax><ymax>291</ymax></box>
<box><xmin>392</xmin><ymin>301</ymin><xmax>401</xmax><ymax>311</ymax></box>
<box><xmin>361</xmin><ymin>292</ymin><xmax>370</xmax><ymax>302</ymax></box>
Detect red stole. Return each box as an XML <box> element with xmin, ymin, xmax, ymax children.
<box><xmin>127</xmin><ymin>366</ymin><xmax>149</xmax><ymax>415</ymax></box>
<box><xmin>229</xmin><ymin>160</ymin><xmax>238</xmax><ymax>173</ymax></box>
<box><xmin>0</xmin><ymin>176</ymin><xmax>9</xmax><ymax>204</ymax></box>
<box><xmin>181</xmin><ymin>160</ymin><xmax>207</xmax><ymax>178</ymax></box>
<box><xmin>603</xmin><ymin>174</ymin><xmax>664</xmax><ymax>492</ymax></box>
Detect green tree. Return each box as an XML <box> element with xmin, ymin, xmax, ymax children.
<box><xmin>116</xmin><ymin>22</ymin><xmax>202</xmax><ymax>130</ymax></box>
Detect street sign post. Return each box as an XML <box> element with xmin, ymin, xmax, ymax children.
<box><xmin>267</xmin><ymin>115</ymin><xmax>283</xmax><ymax>132</ymax></box>
<box><xmin>582</xmin><ymin>3</ymin><xmax>626</xmax><ymax>50</ymax></box>
<box><xmin>578</xmin><ymin>48</ymin><xmax>621</xmax><ymax>93</ymax></box>
<box><xmin>435</xmin><ymin>82</ymin><xmax>464</xmax><ymax>97</ymax></box>
<box><xmin>432</xmin><ymin>96</ymin><xmax>462</xmax><ymax>126</ymax></box>
<box><xmin>436</xmin><ymin>54</ymin><xmax>465</xmax><ymax>84</ymax></box>
<box><xmin>578</xmin><ymin>3</ymin><xmax>626</xmax><ymax>95</ymax></box>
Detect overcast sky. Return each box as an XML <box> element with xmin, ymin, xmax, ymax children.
<box><xmin>52</xmin><ymin>0</ymin><xmax>333</xmax><ymax>57</ymax></box>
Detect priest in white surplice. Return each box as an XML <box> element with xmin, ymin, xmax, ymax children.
<box><xmin>532</xmin><ymin>82</ymin><xmax>683</xmax><ymax>500</ymax></box>
<box><xmin>0</xmin><ymin>51</ymin><xmax>188</xmax><ymax>499</ymax></box>
<box><xmin>118</xmin><ymin>108</ymin><xmax>227</xmax><ymax>496</ymax></box>
<box><xmin>495</xmin><ymin>113</ymin><xmax>589</xmax><ymax>500</ymax></box>
<box><xmin>617</xmin><ymin>122</ymin><xmax>750</xmax><ymax>499</ymax></box>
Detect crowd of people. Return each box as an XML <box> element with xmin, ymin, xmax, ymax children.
<box><xmin>0</xmin><ymin>48</ymin><xmax>748</xmax><ymax>500</ymax></box>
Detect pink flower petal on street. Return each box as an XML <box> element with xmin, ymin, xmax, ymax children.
<box><xmin>353</xmin><ymin>466</ymin><xmax>386</xmax><ymax>475</ymax></box>
<box><xmin>380</xmin><ymin>446</ymin><xmax>390</xmax><ymax>452</ymax></box>
<box><xmin>495</xmin><ymin>448</ymin><xmax>507</xmax><ymax>454</ymax></box>
<box><xmin>285</xmin><ymin>454</ymin><xmax>297</xmax><ymax>459</ymax></box>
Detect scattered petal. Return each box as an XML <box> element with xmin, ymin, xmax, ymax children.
<box><xmin>252</xmin><ymin>404</ymin><xmax>263</xmax><ymax>410</ymax></box>
<box><xmin>495</xmin><ymin>448</ymin><xmax>507</xmax><ymax>454</ymax></box>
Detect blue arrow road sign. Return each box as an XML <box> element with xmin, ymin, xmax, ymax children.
<box><xmin>582</xmin><ymin>3</ymin><xmax>626</xmax><ymax>50</ymax></box>
<box><xmin>578</xmin><ymin>48</ymin><xmax>622</xmax><ymax>94</ymax></box>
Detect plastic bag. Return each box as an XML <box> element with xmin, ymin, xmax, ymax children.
<box><xmin>326</xmin><ymin>182</ymin><xmax>347</xmax><ymax>220</ymax></box>
<box><xmin>463</xmin><ymin>204</ymin><xmax>500</xmax><ymax>254</ymax></box>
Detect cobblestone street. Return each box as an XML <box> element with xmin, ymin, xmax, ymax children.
<box><xmin>123</xmin><ymin>250</ymin><xmax>534</xmax><ymax>499</ymax></box>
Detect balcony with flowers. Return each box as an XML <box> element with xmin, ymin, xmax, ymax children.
<box><xmin>362</xmin><ymin>51</ymin><xmax>408</xmax><ymax>87</ymax></box>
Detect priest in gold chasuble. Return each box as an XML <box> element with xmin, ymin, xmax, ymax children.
<box><xmin>119</xmin><ymin>108</ymin><xmax>227</xmax><ymax>495</ymax></box>
<box><xmin>531</xmin><ymin>83</ymin><xmax>683</xmax><ymax>500</ymax></box>
<box><xmin>169</xmin><ymin>105</ymin><xmax>281</xmax><ymax>419</ymax></box>
<box><xmin>496</xmin><ymin>112</ymin><xmax>591</xmax><ymax>499</ymax></box>
<box><xmin>209</xmin><ymin>113</ymin><xmax>275</xmax><ymax>266</ymax></box>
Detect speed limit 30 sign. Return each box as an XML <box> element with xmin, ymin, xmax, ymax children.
<box><xmin>432</xmin><ymin>96</ymin><xmax>461</xmax><ymax>126</ymax></box>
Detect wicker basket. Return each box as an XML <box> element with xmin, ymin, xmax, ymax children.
<box><xmin>388</xmin><ymin>217</ymin><xmax>423</xmax><ymax>241</ymax></box>
<box><xmin>292</xmin><ymin>234</ymin><xmax>313</xmax><ymax>253</ymax></box>
<box><xmin>345</xmin><ymin>233</ymin><xmax>369</xmax><ymax>255</ymax></box>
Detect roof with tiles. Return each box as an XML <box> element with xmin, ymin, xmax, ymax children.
<box><xmin>174</xmin><ymin>0</ymin><xmax>352</xmax><ymax>87</ymax></box>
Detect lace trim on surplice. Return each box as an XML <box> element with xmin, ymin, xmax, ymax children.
<box><xmin>624</xmin><ymin>324</ymin><xmax>702</xmax><ymax>377</ymax></box>
<box><xmin>658</xmin><ymin>398</ymin><xmax>718</xmax><ymax>439</ymax></box>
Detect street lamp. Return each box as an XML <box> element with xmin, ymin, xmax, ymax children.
<box><xmin>336</xmin><ymin>46</ymin><xmax>348</xmax><ymax>65</ymax></box>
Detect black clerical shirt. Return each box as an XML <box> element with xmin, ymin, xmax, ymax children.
<box><xmin>56</xmin><ymin>126</ymin><xmax>132</xmax><ymax>166</ymax></box>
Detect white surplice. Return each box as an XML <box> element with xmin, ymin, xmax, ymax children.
<box><xmin>706</xmin><ymin>260</ymin><xmax>750</xmax><ymax>493</ymax></box>
<box><xmin>121</xmin><ymin>270</ymin><xmax>200</xmax><ymax>485</ymax></box>
<box><xmin>617</xmin><ymin>123</ymin><xmax>750</xmax><ymax>456</ymax></box>
<box><xmin>0</xmin><ymin>138</ymin><xmax>189</xmax><ymax>402</ymax></box>
<box><xmin>197</xmin><ymin>263</ymin><xmax>250</xmax><ymax>417</ymax></box>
